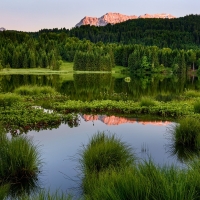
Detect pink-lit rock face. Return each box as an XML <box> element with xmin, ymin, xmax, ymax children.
<box><xmin>82</xmin><ymin>114</ymin><xmax>171</xmax><ymax>126</ymax></box>
<box><xmin>75</xmin><ymin>12</ymin><xmax>176</xmax><ymax>27</ymax></box>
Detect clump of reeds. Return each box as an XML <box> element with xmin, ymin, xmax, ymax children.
<box><xmin>194</xmin><ymin>101</ymin><xmax>200</xmax><ymax>113</ymax></box>
<box><xmin>0</xmin><ymin>93</ymin><xmax>22</xmax><ymax>108</ymax></box>
<box><xmin>140</xmin><ymin>97</ymin><xmax>156</xmax><ymax>107</ymax></box>
<box><xmin>172</xmin><ymin>117</ymin><xmax>200</xmax><ymax>148</ymax></box>
<box><xmin>79</xmin><ymin>132</ymin><xmax>135</xmax><ymax>175</ymax></box>
<box><xmin>14</xmin><ymin>85</ymin><xmax>57</xmax><ymax>96</ymax></box>
<box><xmin>0</xmin><ymin>132</ymin><xmax>41</xmax><ymax>184</ymax></box>
<box><xmin>84</xmin><ymin>161</ymin><xmax>199</xmax><ymax>200</ymax></box>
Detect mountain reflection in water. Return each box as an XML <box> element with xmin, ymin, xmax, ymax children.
<box><xmin>82</xmin><ymin>114</ymin><xmax>172</xmax><ymax>126</ymax></box>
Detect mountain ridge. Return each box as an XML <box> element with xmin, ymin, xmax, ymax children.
<box><xmin>75</xmin><ymin>12</ymin><xmax>176</xmax><ymax>27</ymax></box>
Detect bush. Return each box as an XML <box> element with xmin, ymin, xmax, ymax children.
<box><xmin>14</xmin><ymin>85</ymin><xmax>57</xmax><ymax>96</ymax></box>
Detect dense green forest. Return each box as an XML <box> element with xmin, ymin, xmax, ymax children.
<box><xmin>0</xmin><ymin>14</ymin><xmax>200</xmax><ymax>72</ymax></box>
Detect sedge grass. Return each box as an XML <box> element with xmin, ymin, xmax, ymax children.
<box><xmin>79</xmin><ymin>132</ymin><xmax>135</xmax><ymax>175</ymax></box>
<box><xmin>0</xmin><ymin>133</ymin><xmax>41</xmax><ymax>184</ymax></box>
<box><xmin>14</xmin><ymin>85</ymin><xmax>57</xmax><ymax>96</ymax></box>
<box><xmin>171</xmin><ymin>117</ymin><xmax>200</xmax><ymax>148</ymax></box>
<box><xmin>84</xmin><ymin>161</ymin><xmax>199</xmax><ymax>200</ymax></box>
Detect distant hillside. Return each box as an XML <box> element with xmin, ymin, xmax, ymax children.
<box><xmin>69</xmin><ymin>14</ymin><xmax>200</xmax><ymax>48</ymax></box>
<box><xmin>75</xmin><ymin>12</ymin><xmax>176</xmax><ymax>27</ymax></box>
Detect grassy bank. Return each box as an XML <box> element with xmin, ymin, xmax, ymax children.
<box><xmin>0</xmin><ymin>62</ymin><xmax>127</xmax><ymax>75</ymax></box>
<box><xmin>80</xmin><ymin>132</ymin><xmax>200</xmax><ymax>200</ymax></box>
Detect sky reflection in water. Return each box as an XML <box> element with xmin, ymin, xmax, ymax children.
<box><xmin>25</xmin><ymin>114</ymin><xmax>182</xmax><ymax>196</ymax></box>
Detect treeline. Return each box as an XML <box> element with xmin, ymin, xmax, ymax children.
<box><xmin>36</xmin><ymin>15</ymin><xmax>200</xmax><ymax>49</ymax></box>
<box><xmin>0</xmin><ymin>31</ymin><xmax>62</xmax><ymax>70</ymax></box>
<box><xmin>68</xmin><ymin>14</ymin><xmax>200</xmax><ymax>49</ymax></box>
<box><xmin>1</xmin><ymin>27</ymin><xmax>200</xmax><ymax>73</ymax></box>
<box><xmin>73</xmin><ymin>48</ymin><xmax>114</xmax><ymax>71</ymax></box>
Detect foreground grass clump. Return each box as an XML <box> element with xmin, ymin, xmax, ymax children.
<box><xmin>80</xmin><ymin>132</ymin><xmax>135</xmax><ymax>175</ymax></box>
<box><xmin>194</xmin><ymin>101</ymin><xmax>200</xmax><ymax>113</ymax></box>
<box><xmin>14</xmin><ymin>85</ymin><xmax>57</xmax><ymax>95</ymax></box>
<box><xmin>84</xmin><ymin>161</ymin><xmax>200</xmax><ymax>200</ymax></box>
<box><xmin>140</xmin><ymin>97</ymin><xmax>156</xmax><ymax>107</ymax></box>
<box><xmin>0</xmin><ymin>93</ymin><xmax>22</xmax><ymax>108</ymax></box>
<box><xmin>172</xmin><ymin>117</ymin><xmax>200</xmax><ymax>149</ymax></box>
<box><xmin>0</xmin><ymin>132</ymin><xmax>41</xmax><ymax>184</ymax></box>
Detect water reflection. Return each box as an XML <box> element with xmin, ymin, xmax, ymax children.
<box><xmin>1</xmin><ymin>74</ymin><xmax>200</xmax><ymax>101</ymax></box>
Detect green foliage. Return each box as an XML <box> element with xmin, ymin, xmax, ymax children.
<box><xmin>73</xmin><ymin>50</ymin><xmax>112</xmax><ymax>71</ymax></box>
<box><xmin>14</xmin><ymin>85</ymin><xmax>57</xmax><ymax>96</ymax></box>
<box><xmin>184</xmin><ymin>90</ymin><xmax>200</xmax><ymax>98</ymax></box>
<box><xmin>84</xmin><ymin>162</ymin><xmax>200</xmax><ymax>200</ymax></box>
<box><xmin>80</xmin><ymin>132</ymin><xmax>135</xmax><ymax>175</ymax></box>
<box><xmin>0</xmin><ymin>132</ymin><xmax>41</xmax><ymax>184</ymax></box>
<box><xmin>172</xmin><ymin>117</ymin><xmax>200</xmax><ymax>148</ymax></box>
<box><xmin>0</xmin><ymin>93</ymin><xmax>22</xmax><ymax>108</ymax></box>
<box><xmin>140</xmin><ymin>97</ymin><xmax>156</xmax><ymax>107</ymax></box>
<box><xmin>194</xmin><ymin>101</ymin><xmax>200</xmax><ymax>113</ymax></box>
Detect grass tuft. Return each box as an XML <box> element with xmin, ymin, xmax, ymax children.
<box><xmin>14</xmin><ymin>85</ymin><xmax>57</xmax><ymax>96</ymax></box>
<box><xmin>0</xmin><ymin>132</ymin><xmax>42</xmax><ymax>184</ymax></box>
<box><xmin>140</xmin><ymin>97</ymin><xmax>156</xmax><ymax>107</ymax></box>
<box><xmin>171</xmin><ymin>117</ymin><xmax>200</xmax><ymax>148</ymax></box>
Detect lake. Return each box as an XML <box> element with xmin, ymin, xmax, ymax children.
<box><xmin>2</xmin><ymin>72</ymin><xmax>199</xmax><ymax>197</ymax></box>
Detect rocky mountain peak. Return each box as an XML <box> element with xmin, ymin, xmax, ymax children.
<box><xmin>75</xmin><ymin>12</ymin><xmax>176</xmax><ymax>27</ymax></box>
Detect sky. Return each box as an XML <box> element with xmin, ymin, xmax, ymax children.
<box><xmin>1</xmin><ymin>0</ymin><xmax>200</xmax><ymax>32</ymax></box>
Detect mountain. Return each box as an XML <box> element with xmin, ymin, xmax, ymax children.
<box><xmin>75</xmin><ymin>12</ymin><xmax>176</xmax><ymax>27</ymax></box>
<box><xmin>82</xmin><ymin>114</ymin><xmax>171</xmax><ymax>126</ymax></box>
<box><xmin>0</xmin><ymin>27</ymin><xmax>6</xmax><ymax>31</ymax></box>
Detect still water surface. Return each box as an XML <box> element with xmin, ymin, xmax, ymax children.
<box><xmin>24</xmin><ymin>114</ymin><xmax>180</xmax><ymax>196</ymax></box>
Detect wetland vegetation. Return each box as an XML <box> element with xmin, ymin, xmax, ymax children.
<box><xmin>1</xmin><ymin>15</ymin><xmax>200</xmax><ymax>199</ymax></box>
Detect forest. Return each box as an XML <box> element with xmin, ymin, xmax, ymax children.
<box><xmin>0</xmin><ymin>14</ymin><xmax>200</xmax><ymax>72</ymax></box>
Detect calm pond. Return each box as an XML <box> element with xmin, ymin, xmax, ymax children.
<box><xmin>2</xmin><ymin>73</ymin><xmax>200</xmax><ymax>197</ymax></box>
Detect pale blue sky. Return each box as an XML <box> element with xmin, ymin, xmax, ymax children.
<box><xmin>1</xmin><ymin>0</ymin><xmax>199</xmax><ymax>32</ymax></box>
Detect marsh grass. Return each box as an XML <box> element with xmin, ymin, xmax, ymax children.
<box><xmin>0</xmin><ymin>184</ymin><xmax>9</xmax><ymax>200</ymax></box>
<box><xmin>79</xmin><ymin>132</ymin><xmax>135</xmax><ymax>175</ymax></box>
<box><xmin>14</xmin><ymin>85</ymin><xmax>57</xmax><ymax>96</ymax></box>
<box><xmin>0</xmin><ymin>93</ymin><xmax>22</xmax><ymax>108</ymax></box>
<box><xmin>0</xmin><ymin>133</ymin><xmax>41</xmax><ymax>184</ymax></box>
<box><xmin>194</xmin><ymin>101</ymin><xmax>200</xmax><ymax>113</ymax></box>
<box><xmin>84</xmin><ymin>161</ymin><xmax>199</xmax><ymax>200</ymax></box>
<box><xmin>140</xmin><ymin>97</ymin><xmax>156</xmax><ymax>107</ymax></box>
<box><xmin>171</xmin><ymin>117</ymin><xmax>200</xmax><ymax>148</ymax></box>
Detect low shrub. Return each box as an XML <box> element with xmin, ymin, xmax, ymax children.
<box><xmin>14</xmin><ymin>85</ymin><xmax>57</xmax><ymax>96</ymax></box>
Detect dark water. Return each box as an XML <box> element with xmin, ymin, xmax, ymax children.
<box><xmin>1</xmin><ymin>73</ymin><xmax>200</xmax><ymax>100</ymax></box>
<box><xmin>21</xmin><ymin>114</ymin><xmax>181</xmax><ymax>197</ymax></box>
